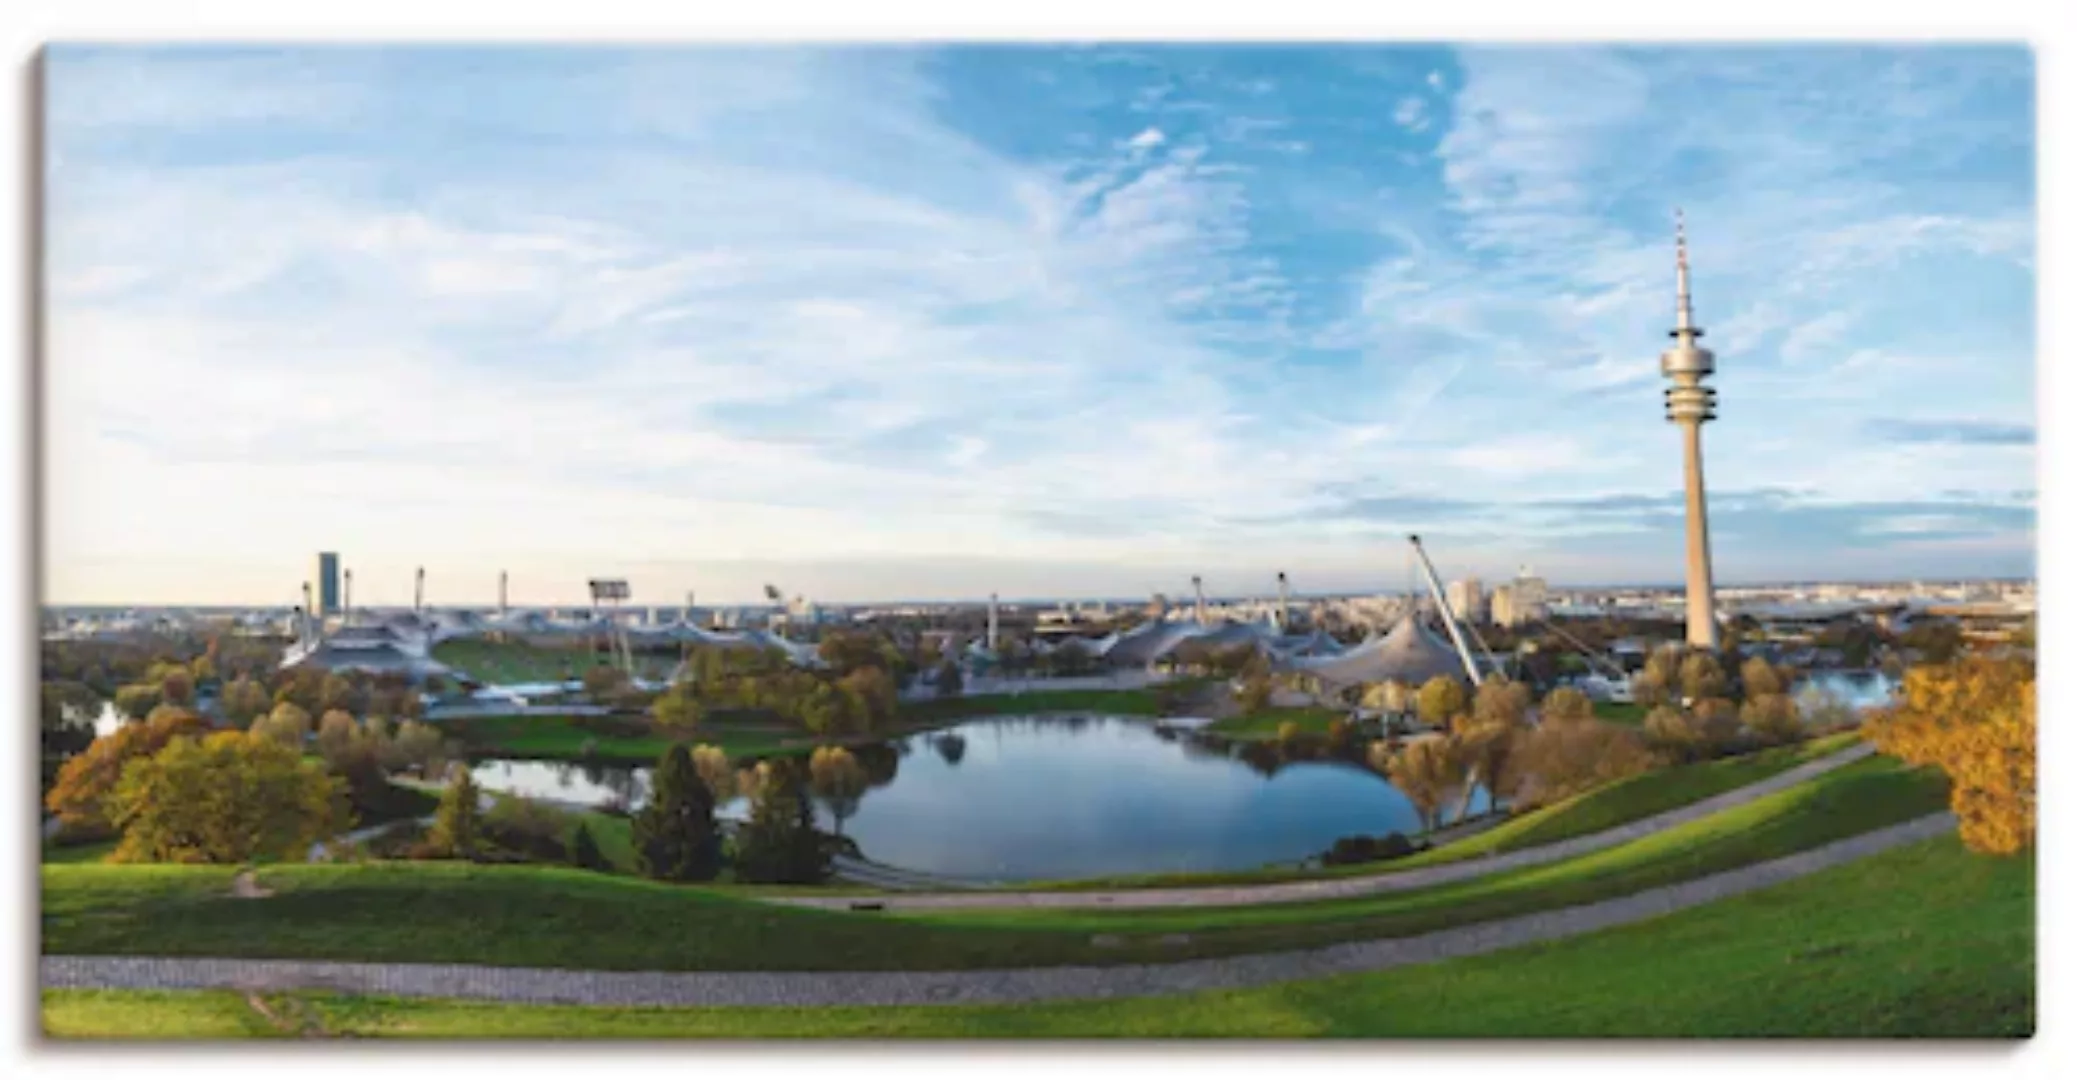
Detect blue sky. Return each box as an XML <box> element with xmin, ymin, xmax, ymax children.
<box><xmin>43</xmin><ymin>44</ymin><xmax>2036</xmax><ymax>606</ymax></box>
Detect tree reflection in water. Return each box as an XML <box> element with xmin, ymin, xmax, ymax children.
<box><xmin>933</xmin><ymin>733</ymin><xmax>967</xmax><ymax>766</ymax></box>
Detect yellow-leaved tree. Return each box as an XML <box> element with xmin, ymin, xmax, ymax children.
<box><xmin>1864</xmin><ymin>656</ymin><xmax>2035</xmax><ymax>855</ymax></box>
<box><xmin>108</xmin><ymin>730</ymin><xmax>347</xmax><ymax>864</ymax></box>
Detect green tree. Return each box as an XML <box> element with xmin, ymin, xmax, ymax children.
<box><xmin>733</xmin><ymin>760</ymin><xmax>828</xmax><ymax>884</ymax></box>
<box><xmin>632</xmin><ymin>745</ymin><xmax>722</xmax><ymax>882</ymax></box>
<box><xmin>1739</xmin><ymin>655</ymin><xmax>1787</xmax><ymax>699</ymax></box>
<box><xmin>651</xmin><ymin>683</ymin><xmax>707</xmax><ymax>735</ymax></box>
<box><xmin>569</xmin><ymin>821</ymin><xmax>609</xmax><ymax>872</ymax></box>
<box><xmin>1384</xmin><ymin>737</ymin><xmax>1464</xmax><ymax>832</ymax></box>
<box><xmin>1539</xmin><ymin>686</ymin><xmax>1595</xmax><ymax>726</ymax></box>
<box><xmin>428</xmin><ymin>764</ymin><xmax>482</xmax><ymax>859</ymax></box>
<box><xmin>108</xmin><ymin>730</ymin><xmax>345</xmax><ymax>864</ymax></box>
<box><xmin>1414</xmin><ymin>676</ymin><xmax>1467</xmax><ymax>728</ymax></box>
<box><xmin>158</xmin><ymin>669</ymin><xmax>195</xmax><ymax>708</ymax></box>
<box><xmin>220</xmin><ymin>676</ymin><xmax>271</xmax><ymax>728</ymax></box>
<box><xmin>690</xmin><ymin>744</ymin><xmax>737</xmax><ymax>803</ymax></box>
<box><xmin>1236</xmin><ymin>673</ymin><xmax>1274</xmax><ymax>715</ymax></box>
<box><xmin>934</xmin><ymin>659</ymin><xmax>964</xmax><ymax>698</ymax></box>
<box><xmin>251</xmin><ymin>701</ymin><xmax>313</xmax><ymax>750</ymax></box>
<box><xmin>1679</xmin><ymin>652</ymin><xmax>1729</xmax><ymax>702</ymax></box>
<box><xmin>111</xmin><ymin>683</ymin><xmax>162</xmax><ymax>721</ymax></box>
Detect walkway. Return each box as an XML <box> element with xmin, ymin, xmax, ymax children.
<box><xmin>40</xmin><ymin>812</ymin><xmax>1953</xmax><ymax>1008</ymax></box>
<box><xmin>780</xmin><ymin>741</ymin><xmax>1878</xmax><ymax>911</ymax></box>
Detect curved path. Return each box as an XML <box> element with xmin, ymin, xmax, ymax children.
<box><xmin>42</xmin><ymin>812</ymin><xmax>1951</xmax><ymax>1008</ymax></box>
<box><xmin>782</xmin><ymin>740</ymin><xmax>1879</xmax><ymax>912</ymax></box>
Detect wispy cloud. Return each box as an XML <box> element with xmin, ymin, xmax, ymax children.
<box><xmin>1865</xmin><ymin>418</ymin><xmax>2035</xmax><ymax>447</ymax></box>
<box><xmin>42</xmin><ymin>44</ymin><xmax>2035</xmax><ymax>603</ymax></box>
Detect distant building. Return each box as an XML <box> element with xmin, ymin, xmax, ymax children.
<box><xmin>1446</xmin><ymin>578</ymin><xmax>1485</xmax><ymax>625</ymax></box>
<box><xmin>314</xmin><ymin>552</ymin><xmax>341</xmax><ymax>617</ymax></box>
<box><xmin>1490</xmin><ymin>585</ymin><xmax>1516</xmax><ymax>629</ymax></box>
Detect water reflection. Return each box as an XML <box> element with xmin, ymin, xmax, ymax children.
<box><xmin>470</xmin><ymin>714</ymin><xmax>1456</xmax><ymax>881</ymax></box>
<box><xmin>1794</xmin><ymin>671</ymin><xmax>1900</xmax><ymax>711</ymax></box>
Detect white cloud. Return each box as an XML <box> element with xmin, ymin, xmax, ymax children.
<box><xmin>1126</xmin><ymin>126</ymin><xmax>1166</xmax><ymax>151</ymax></box>
<box><xmin>1391</xmin><ymin>96</ymin><xmax>1430</xmax><ymax>133</ymax></box>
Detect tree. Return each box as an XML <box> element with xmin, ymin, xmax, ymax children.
<box><xmin>1644</xmin><ymin>705</ymin><xmax>1702</xmax><ymax>762</ymax></box>
<box><xmin>690</xmin><ymin>744</ymin><xmax>737</xmax><ymax>803</ymax></box>
<box><xmin>428</xmin><ymin>764</ymin><xmax>483</xmax><ymax>858</ymax></box>
<box><xmin>1514</xmin><ymin>720</ymin><xmax>1654</xmax><ymax>806</ymax></box>
<box><xmin>1679</xmin><ymin>652</ymin><xmax>1728</xmax><ymax>702</ymax></box>
<box><xmin>40</xmin><ymin>681</ymin><xmax>99</xmax><ymax>791</ymax></box>
<box><xmin>1741</xmin><ymin>692</ymin><xmax>1802</xmax><ymax>745</ymax></box>
<box><xmin>45</xmin><ymin>708</ymin><xmax>212</xmax><ymax>835</ymax></box>
<box><xmin>251</xmin><ymin>702</ymin><xmax>313</xmax><ymax>750</ymax></box>
<box><xmin>158</xmin><ymin>669</ymin><xmax>195</xmax><ymax>708</ymax></box>
<box><xmin>1275</xmin><ymin>720</ymin><xmax>1302</xmax><ymax>744</ymax></box>
<box><xmin>1864</xmin><ymin>656</ymin><xmax>2034</xmax><ymax>855</ymax></box>
<box><xmin>569</xmin><ymin>822</ymin><xmax>609</xmax><ymax>872</ymax></box>
<box><xmin>582</xmin><ymin>664</ymin><xmax>629</xmax><ymax>701</ymax></box>
<box><xmin>651</xmin><ymin>683</ymin><xmax>707</xmax><ymax>735</ymax></box>
<box><xmin>934</xmin><ymin>659</ymin><xmax>964</xmax><ymax>699</ymax></box>
<box><xmin>1415</xmin><ymin>676</ymin><xmax>1467</xmax><ymax>728</ymax></box>
<box><xmin>108</xmin><ymin>731</ymin><xmax>345</xmax><ymax>864</ymax></box>
<box><xmin>808</xmin><ymin>745</ymin><xmax>869</xmax><ymax>838</ymax></box>
<box><xmin>1539</xmin><ymin>686</ymin><xmax>1595</xmax><ymax>727</ymax></box>
<box><xmin>318</xmin><ymin>672</ymin><xmax>356</xmax><ymax>714</ymax></box>
<box><xmin>631</xmin><ymin>745</ymin><xmax>722</xmax><ymax>882</ymax></box>
<box><xmin>1739</xmin><ymin>655</ymin><xmax>1786</xmax><ymax>699</ymax></box>
<box><xmin>111</xmin><ymin>683</ymin><xmax>162</xmax><ymax>722</ymax></box>
<box><xmin>1236</xmin><ymin>674</ymin><xmax>1274</xmax><ymax>715</ymax></box>
<box><xmin>386</xmin><ymin>720</ymin><xmax>452</xmax><ymax>779</ymax></box>
<box><xmin>220</xmin><ymin>676</ymin><xmax>271</xmax><ymax>728</ymax></box>
<box><xmin>734</xmin><ymin>760</ymin><xmax>829</xmax><ymax>884</ymax></box>
<box><xmin>1691</xmin><ymin>697</ymin><xmax>1742</xmax><ymax>747</ymax></box>
<box><xmin>1384</xmin><ymin>738</ymin><xmax>1464</xmax><ymax>833</ymax></box>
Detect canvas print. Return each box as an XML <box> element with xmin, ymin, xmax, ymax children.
<box><xmin>38</xmin><ymin>43</ymin><xmax>2035</xmax><ymax>1039</ymax></box>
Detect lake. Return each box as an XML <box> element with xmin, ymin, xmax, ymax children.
<box><xmin>470</xmin><ymin>714</ymin><xmax>1479</xmax><ymax>881</ymax></box>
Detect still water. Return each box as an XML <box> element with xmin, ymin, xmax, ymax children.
<box><xmin>1794</xmin><ymin>671</ymin><xmax>1900</xmax><ymax>711</ymax></box>
<box><xmin>471</xmin><ymin>715</ymin><xmax>1477</xmax><ymax>881</ymax></box>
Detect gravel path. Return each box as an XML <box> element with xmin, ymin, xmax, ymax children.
<box><xmin>41</xmin><ymin>811</ymin><xmax>1950</xmax><ymax>1009</ymax></box>
<box><xmin>782</xmin><ymin>741</ymin><xmax>1879</xmax><ymax>912</ymax></box>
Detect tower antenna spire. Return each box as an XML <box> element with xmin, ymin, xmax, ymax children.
<box><xmin>1674</xmin><ymin>208</ymin><xmax>1699</xmax><ymax>336</ymax></box>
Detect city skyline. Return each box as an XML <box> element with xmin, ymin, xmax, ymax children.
<box><xmin>43</xmin><ymin>44</ymin><xmax>2037</xmax><ymax>605</ymax></box>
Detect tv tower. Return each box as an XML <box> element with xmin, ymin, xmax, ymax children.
<box><xmin>1660</xmin><ymin>211</ymin><xmax>1721</xmax><ymax>651</ymax></box>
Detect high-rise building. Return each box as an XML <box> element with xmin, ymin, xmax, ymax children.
<box><xmin>314</xmin><ymin>552</ymin><xmax>340</xmax><ymax>617</ymax></box>
<box><xmin>1512</xmin><ymin>566</ymin><xmax>1549</xmax><ymax>623</ymax></box>
<box><xmin>1446</xmin><ymin>578</ymin><xmax>1485</xmax><ymax>625</ymax></box>
<box><xmin>1490</xmin><ymin>584</ymin><xmax>1517</xmax><ymax>629</ymax></box>
<box><xmin>1660</xmin><ymin>212</ymin><xmax>1721</xmax><ymax>650</ymax></box>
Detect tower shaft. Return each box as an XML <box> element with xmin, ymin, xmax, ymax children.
<box><xmin>1680</xmin><ymin>420</ymin><xmax>1719</xmax><ymax>650</ymax></box>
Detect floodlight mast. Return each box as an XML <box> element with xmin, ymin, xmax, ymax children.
<box><xmin>588</xmin><ymin>578</ymin><xmax>635</xmax><ymax>677</ymax></box>
<box><xmin>1407</xmin><ymin>535</ymin><xmax>1486</xmax><ymax>687</ymax></box>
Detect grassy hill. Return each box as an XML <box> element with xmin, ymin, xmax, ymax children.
<box><xmin>42</xmin><ymin>833</ymin><xmax>2031</xmax><ymax>1038</ymax></box>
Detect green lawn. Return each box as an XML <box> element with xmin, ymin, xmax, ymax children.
<box><xmin>443</xmin><ymin>688</ymin><xmax>1172</xmax><ymax>765</ymax></box>
<box><xmin>40</xmin><ymin>752</ymin><xmax>1949</xmax><ymax>972</ymax></box>
<box><xmin>1203</xmin><ymin>705</ymin><xmax>1344</xmax><ymax>740</ymax></box>
<box><xmin>40</xmin><ymin>840</ymin><xmax>118</xmax><ymax>865</ymax></box>
<box><xmin>42</xmin><ymin>834</ymin><xmax>2032</xmax><ymax>1038</ymax></box>
<box><xmin>1593</xmin><ymin>700</ymin><xmax>1649</xmax><ymax>725</ymax></box>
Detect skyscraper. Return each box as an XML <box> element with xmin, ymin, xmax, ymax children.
<box><xmin>314</xmin><ymin>552</ymin><xmax>341</xmax><ymax>617</ymax></box>
<box><xmin>1659</xmin><ymin>212</ymin><xmax>1721</xmax><ymax>650</ymax></box>
<box><xmin>1446</xmin><ymin>578</ymin><xmax>1484</xmax><ymax>625</ymax></box>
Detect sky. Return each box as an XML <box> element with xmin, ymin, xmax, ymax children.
<box><xmin>42</xmin><ymin>43</ymin><xmax>2037</xmax><ymax>607</ymax></box>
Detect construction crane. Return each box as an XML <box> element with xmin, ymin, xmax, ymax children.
<box><xmin>1407</xmin><ymin>535</ymin><xmax>1493</xmax><ymax>686</ymax></box>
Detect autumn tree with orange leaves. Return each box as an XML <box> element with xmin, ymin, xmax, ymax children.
<box><xmin>1864</xmin><ymin>656</ymin><xmax>2035</xmax><ymax>855</ymax></box>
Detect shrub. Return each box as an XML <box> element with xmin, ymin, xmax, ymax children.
<box><xmin>482</xmin><ymin>797</ymin><xmax>574</xmax><ymax>863</ymax></box>
<box><xmin>1275</xmin><ymin>720</ymin><xmax>1301</xmax><ymax>744</ymax></box>
<box><xmin>1539</xmin><ymin>686</ymin><xmax>1595</xmax><ymax>726</ymax></box>
<box><xmin>108</xmin><ymin>731</ymin><xmax>346</xmax><ymax>864</ymax></box>
<box><xmin>1740</xmin><ymin>692</ymin><xmax>1803</xmax><ymax>745</ymax></box>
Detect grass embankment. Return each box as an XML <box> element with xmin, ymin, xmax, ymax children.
<box><xmin>1201</xmin><ymin>705</ymin><xmax>1343</xmax><ymax>740</ymax></box>
<box><xmin>445</xmin><ymin>688</ymin><xmax>1171</xmax><ymax>765</ymax></box>
<box><xmin>42</xmin><ymin>834</ymin><xmax>2032</xmax><ymax>1038</ymax></box>
<box><xmin>41</xmin><ymin>753</ymin><xmax>1948</xmax><ymax>971</ymax></box>
<box><xmin>1592</xmin><ymin>701</ymin><xmax>1649</xmax><ymax>725</ymax></box>
<box><xmin>1016</xmin><ymin>731</ymin><xmax>1863</xmax><ymax>892</ymax></box>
